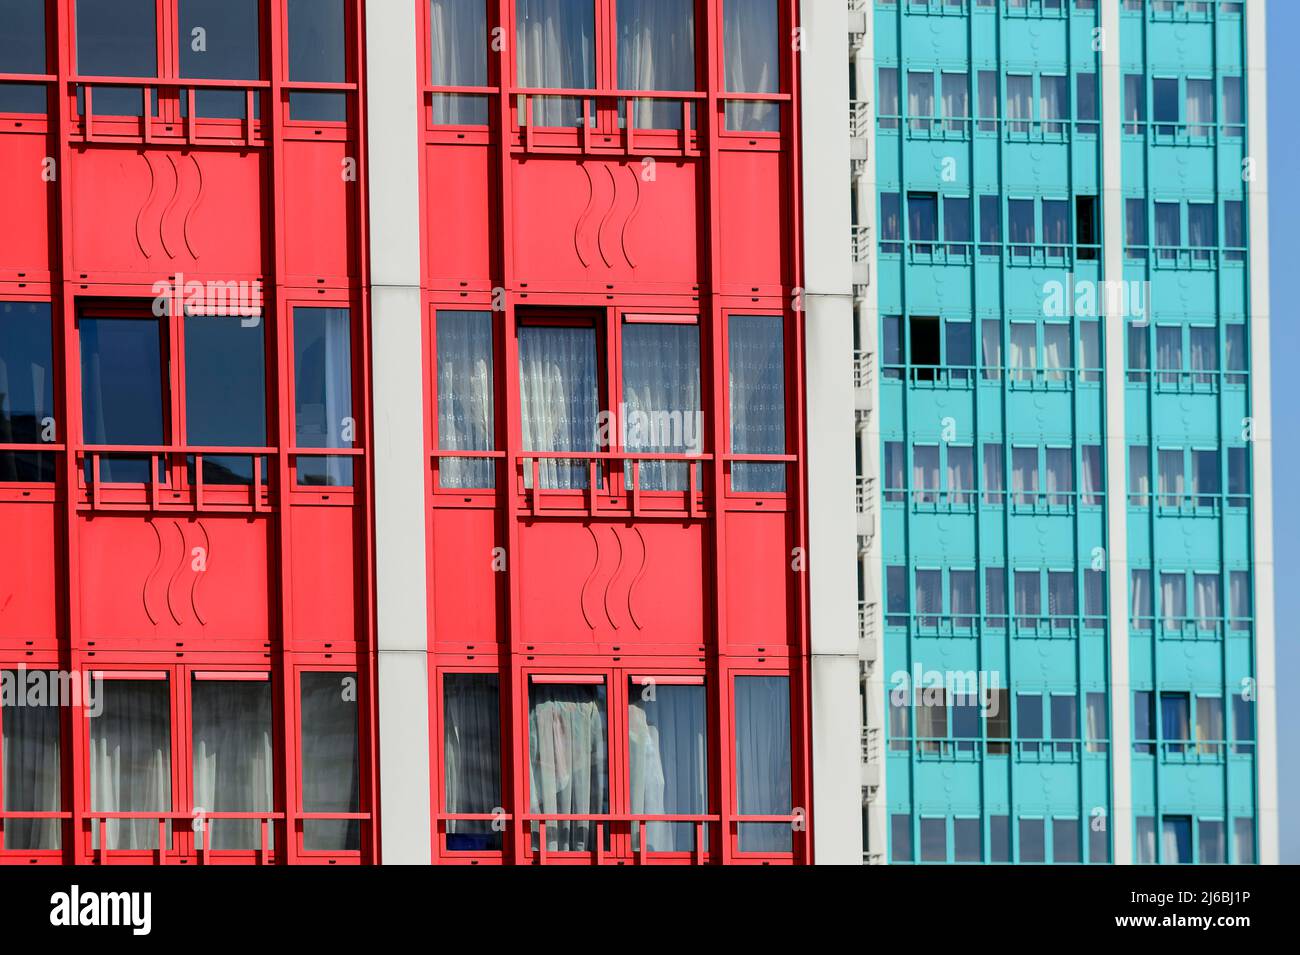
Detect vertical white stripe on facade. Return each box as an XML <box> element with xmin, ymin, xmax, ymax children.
<box><xmin>365</xmin><ymin>0</ymin><xmax>434</xmax><ymax>864</ymax></box>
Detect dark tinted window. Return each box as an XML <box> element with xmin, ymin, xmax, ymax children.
<box><xmin>0</xmin><ymin>0</ymin><xmax>47</xmax><ymax>113</ymax></box>
<box><xmin>294</xmin><ymin>307</ymin><xmax>353</xmax><ymax>486</ymax></box>
<box><xmin>185</xmin><ymin>314</ymin><xmax>266</xmax><ymax>485</ymax></box>
<box><xmin>288</xmin><ymin>0</ymin><xmax>347</xmax><ymax>122</ymax></box>
<box><xmin>76</xmin><ymin>0</ymin><xmax>158</xmax><ymax>117</ymax></box>
<box><xmin>0</xmin><ymin>302</ymin><xmax>55</xmax><ymax>482</ymax></box>
<box><xmin>178</xmin><ymin>0</ymin><xmax>261</xmax><ymax>119</ymax></box>
<box><xmin>79</xmin><ymin>314</ymin><xmax>164</xmax><ymax>483</ymax></box>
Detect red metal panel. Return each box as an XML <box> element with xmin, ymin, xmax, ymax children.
<box><xmin>429</xmin><ymin>507</ymin><xmax>502</xmax><ymax>648</ymax></box>
<box><xmin>281</xmin><ymin>139</ymin><xmax>357</xmax><ymax>283</ymax></box>
<box><xmin>0</xmin><ymin>131</ymin><xmax>53</xmax><ymax>279</ymax></box>
<box><xmin>0</xmin><ymin>502</ymin><xmax>60</xmax><ymax>645</ymax></box>
<box><xmin>288</xmin><ymin>504</ymin><xmax>359</xmax><ymax>648</ymax></box>
<box><xmin>424</xmin><ymin>144</ymin><xmax>495</xmax><ymax>288</ymax></box>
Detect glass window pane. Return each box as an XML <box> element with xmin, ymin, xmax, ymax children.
<box><xmin>1136</xmin><ymin>816</ymin><xmax>1156</xmax><ymax>863</ymax></box>
<box><xmin>1123</xmin><ymin>74</ymin><xmax>1145</xmax><ymax>132</ymax></box>
<box><xmin>907</xmin><ymin>71</ymin><xmax>934</xmax><ymax>132</ymax></box>
<box><xmin>89</xmin><ymin>678</ymin><xmax>172</xmax><ymax>851</ymax></box>
<box><xmin>300</xmin><ymin>671</ymin><xmax>361</xmax><ymax>852</ymax></box>
<box><xmin>983</xmin><ymin>444</ymin><xmax>1004</xmax><ymax>505</ymax></box>
<box><xmin>1008</xmin><ymin>199</ymin><xmax>1035</xmax><ymax>250</ymax></box>
<box><xmin>529</xmin><ymin>681</ymin><xmax>608</xmax><ymax>852</ymax></box>
<box><xmin>76</xmin><ymin>0</ymin><xmax>157</xmax><ymax>117</ymax></box>
<box><xmin>1223</xmin><ymin>75</ymin><xmax>1243</xmax><ymax>135</ymax></box>
<box><xmin>443</xmin><ymin>673</ymin><xmax>502</xmax><ymax>851</ymax></box>
<box><xmin>516</xmin><ymin>0</ymin><xmax>595</xmax><ymax>127</ymax></box>
<box><xmin>944</xmin><ymin>198</ymin><xmax>971</xmax><ymax>254</ymax></box>
<box><xmin>618</xmin><ymin>0</ymin><xmax>695</xmax><ymax>130</ymax></box>
<box><xmin>1017</xmin><ymin>692</ymin><xmax>1043</xmax><ymax>749</ymax></box>
<box><xmin>436</xmin><ymin>311</ymin><xmax>495</xmax><ymax>489</ymax></box>
<box><xmin>1052</xmin><ymin>818</ymin><xmax>1079</xmax><ymax>863</ymax></box>
<box><xmin>1006</xmin><ymin>75</ymin><xmax>1032</xmax><ymax>133</ymax></box>
<box><xmin>890</xmin><ymin>813</ymin><xmax>912</xmax><ymax>862</ymax></box>
<box><xmin>1042</xmin><ymin>199</ymin><xmax>1070</xmax><ymax>248</ymax></box>
<box><xmin>1186</xmin><ymin>78</ymin><xmax>1213</xmax><ymax>137</ymax></box>
<box><xmin>1</xmin><ymin>669</ymin><xmax>62</xmax><ymax>850</ymax></box>
<box><xmin>1076</xmin><ymin>72</ymin><xmax>1097</xmax><ymax>132</ymax></box>
<box><xmin>623</xmin><ymin>322</ymin><xmax>701</xmax><ymax>492</ymax></box>
<box><xmin>735</xmin><ymin>675</ymin><xmax>792</xmax><ymax>852</ymax></box>
<box><xmin>990</xmin><ymin>815</ymin><xmax>1010</xmax><ymax>862</ymax></box>
<box><xmin>880</xmin><ymin>192</ymin><xmax>902</xmax><ymax>252</ymax></box>
<box><xmin>1050</xmin><ymin>694</ymin><xmax>1077</xmax><ymax>752</ymax></box>
<box><xmin>879</xmin><ymin>67</ymin><xmax>899</xmax><ymax>129</ymax></box>
<box><xmin>1155</xmin><ymin>201</ymin><xmax>1181</xmax><ymax>255</ymax></box>
<box><xmin>1086</xmin><ymin>692</ymin><xmax>1108</xmax><ymax>752</ymax></box>
<box><xmin>519</xmin><ymin>323</ymin><xmax>598</xmax><ymax>490</ymax></box>
<box><xmin>954</xmin><ymin>818</ymin><xmax>981</xmax><ymax>862</ymax></box>
<box><xmin>977</xmin><ymin>69</ymin><xmax>997</xmax><ymax>132</ymax></box>
<box><xmin>729</xmin><ymin>315</ymin><xmax>786</xmax><ymax>493</ymax></box>
<box><xmin>1090</xmin><ymin>819</ymin><xmax>1110</xmax><ymax>863</ymax></box>
<box><xmin>0</xmin><ymin>302</ymin><xmax>55</xmax><ymax>482</ymax></box>
<box><xmin>723</xmin><ymin>0</ymin><xmax>780</xmax><ymax>132</ymax></box>
<box><xmin>1019</xmin><ymin>818</ymin><xmax>1045</xmax><ymax>862</ymax></box>
<box><xmin>430</xmin><ymin>0</ymin><xmax>490</xmax><ymax>124</ymax></box>
<box><xmin>0</xmin><ymin>0</ymin><xmax>47</xmax><ymax>112</ymax></box>
<box><xmin>191</xmin><ymin>678</ymin><xmax>274</xmax><ymax>850</ymax></box>
<box><xmin>288</xmin><ymin>0</ymin><xmax>347</xmax><ymax>121</ymax></box>
<box><xmin>185</xmin><ymin>314</ymin><xmax>266</xmax><ymax>486</ymax></box>
<box><xmin>920</xmin><ymin>817</ymin><xmax>946</xmax><ymax>862</ymax></box>
<box><xmin>1163</xmin><ymin>816</ymin><xmax>1192</xmax><ymax>863</ymax></box>
<box><xmin>628</xmin><ymin>680</ymin><xmax>707</xmax><ymax>852</ymax></box>
<box><xmin>1133</xmin><ymin>689</ymin><xmax>1153</xmax><ymax>745</ymax></box>
<box><xmin>1233</xmin><ymin>819</ymin><xmax>1255</xmax><ymax>864</ymax></box>
<box><xmin>178</xmin><ymin>0</ymin><xmax>260</xmax><ymax>119</ymax></box>
<box><xmin>1153</xmin><ymin>77</ymin><xmax>1178</xmax><ymax>132</ymax></box>
<box><xmin>294</xmin><ymin>308</ymin><xmax>354</xmax><ymax>487</ymax></box>
<box><xmin>1040</xmin><ymin>75</ymin><xmax>1067</xmax><ymax>134</ymax></box>
<box><xmin>80</xmin><ymin>315</ymin><xmax>165</xmax><ymax>484</ymax></box>
<box><xmin>941</xmin><ymin>72</ymin><xmax>968</xmax><ymax>133</ymax></box>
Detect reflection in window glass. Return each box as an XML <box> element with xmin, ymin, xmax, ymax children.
<box><xmin>192</xmin><ymin>678</ymin><xmax>274</xmax><ymax>850</ymax></box>
<box><xmin>735</xmin><ymin>676</ymin><xmax>791</xmax><ymax>852</ymax></box>
<box><xmin>623</xmin><ymin>322</ymin><xmax>701</xmax><ymax>491</ymax></box>
<box><xmin>0</xmin><ymin>302</ymin><xmax>55</xmax><ymax>482</ymax></box>
<box><xmin>628</xmin><ymin>679</ymin><xmax>707</xmax><ymax>852</ymax></box>
<box><xmin>76</xmin><ymin>0</ymin><xmax>157</xmax><ymax>117</ymax></box>
<box><xmin>178</xmin><ymin>0</ymin><xmax>260</xmax><ymax>119</ymax></box>
<box><xmin>430</xmin><ymin>0</ymin><xmax>489</xmax><ymax>124</ymax></box>
<box><xmin>300</xmin><ymin>672</ymin><xmax>361</xmax><ymax>851</ymax></box>
<box><xmin>185</xmin><ymin>314</ymin><xmax>266</xmax><ymax>485</ymax></box>
<box><xmin>0</xmin><ymin>0</ymin><xmax>47</xmax><ymax>113</ymax></box>
<box><xmin>1163</xmin><ymin>816</ymin><xmax>1192</xmax><ymax>863</ymax></box>
<box><xmin>618</xmin><ymin>0</ymin><xmax>695</xmax><ymax>130</ymax></box>
<box><xmin>1</xmin><ymin>669</ymin><xmax>62</xmax><ymax>850</ymax></box>
<box><xmin>80</xmin><ymin>315</ymin><xmax>165</xmax><ymax>484</ymax></box>
<box><xmin>294</xmin><ymin>308</ymin><xmax>353</xmax><ymax>487</ymax></box>
<box><xmin>288</xmin><ymin>0</ymin><xmax>347</xmax><ymax>122</ymax></box>
<box><xmin>518</xmin><ymin>323</ymin><xmax>598</xmax><ymax>490</ymax></box>
<box><xmin>729</xmin><ymin>316</ymin><xmax>785</xmax><ymax>493</ymax></box>
<box><xmin>723</xmin><ymin>0</ymin><xmax>780</xmax><ymax>132</ymax></box>
<box><xmin>443</xmin><ymin>674</ymin><xmax>502</xmax><ymax>851</ymax></box>
<box><xmin>529</xmin><ymin>681</ymin><xmax>608</xmax><ymax>852</ymax></box>
<box><xmin>516</xmin><ymin>0</ymin><xmax>595</xmax><ymax>127</ymax></box>
<box><xmin>89</xmin><ymin>679</ymin><xmax>172</xmax><ymax>851</ymax></box>
<box><xmin>436</xmin><ymin>311</ymin><xmax>495</xmax><ymax>489</ymax></box>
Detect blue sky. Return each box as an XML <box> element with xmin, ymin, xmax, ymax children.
<box><xmin>1265</xmin><ymin>0</ymin><xmax>1296</xmax><ymax>864</ymax></box>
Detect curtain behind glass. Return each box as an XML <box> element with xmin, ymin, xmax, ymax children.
<box><xmin>518</xmin><ymin>324</ymin><xmax>599</xmax><ymax>489</ymax></box>
<box><xmin>628</xmin><ymin>682</ymin><xmax>706</xmax><ymax>852</ymax></box>
<box><xmin>528</xmin><ymin>683</ymin><xmax>608</xmax><ymax>852</ymax></box>
<box><xmin>516</xmin><ymin>0</ymin><xmax>595</xmax><ymax>126</ymax></box>
<box><xmin>941</xmin><ymin>72</ymin><xmax>968</xmax><ymax>133</ymax></box>
<box><xmin>0</xmin><ymin>302</ymin><xmax>55</xmax><ymax>482</ymax></box>
<box><xmin>618</xmin><ymin>0</ymin><xmax>695</xmax><ymax>130</ymax></box>
<box><xmin>1163</xmin><ymin>818</ymin><xmax>1191</xmax><ymax>862</ymax></box>
<box><xmin>723</xmin><ymin>0</ymin><xmax>779</xmax><ymax>132</ymax></box>
<box><xmin>191</xmin><ymin>679</ymin><xmax>274</xmax><ymax>850</ymax></box>
<box><xmin>443</xmin><ymin>674</ymin><xmax>502</xmax><ymax>851</ymax></box>
<box><xmin>89</xmin><ymin>680</ymin><xmax>171</xmax><ymax>851</ymax></box>
<box><xmin>437</xmin><ymin>311</ymin><xmax>495</xmax><ymax>489</ymax></box>
<box><xmin>1186</xmin><ymin>78</ymin><xmax>1213</xmax><ymax>137</ymax></box>
<box><xmin>907</xmin><ymin>71</ymin><xmax>934</xmax><ymax>132</ymax></box>
<box><xmin>430</xmin><ymin>0</ymin><xmax>489</xmax><ymax>124</ymax></box>
<box><xmin>1161</xmin><ymin>573</ymin><xmax>1186</xmax><ymax>630</ymax></box>
<box><xmin>622</xmin><ymin>323</ymin><xmax>701</xmax><ymax>491</ymax></box>
<box><xmin>734</xmin><ymin>676</ymin><xmax>791</xmax><ymax>852</ymax></box>
<box><xmin>729</xmin><ymin>315</ymin><xmax>785</xmax><ymax>492</ymax></box>
<box><xmin>2</xmin><ymin>671</ymin><xmax>61</xmax><ymax>850</ymax></box>
<box><xmin>300</xmin><ymin>672</ymin><xmax>360</xmax><ymax>851</ymax></box>
<box><xmin>294</xmin><ymin>308</ymin><xmax>353</xmax><ymax>486</ymax></box>
<box><xmin>1012</xmin><ymin>447</ymin><xmax>1038</xmax><ymax>505</ymax></box>
<box><xmin>1131</xmin><ymin>570</ymin><xmax>1152</xmax><ymax>630</ymax></box>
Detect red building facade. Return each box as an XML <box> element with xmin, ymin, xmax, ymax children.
<box><xmin>0</xmin><ymin>0</ymin><xmax>814</xmax><ymax>864</ymax></box>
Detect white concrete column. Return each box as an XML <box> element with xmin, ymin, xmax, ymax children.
<box><xmin>1244</xmin><ymin>0</ymin><xmax>1277</xmax><ymax>865</ymax></box>
<box><xmin>1100</xmin><ymin>0</ymin><xmax>1133</xmax><ymax>865</ymax></box>
<box><xmin>364</xmin><ymin>0</ymin><xmax>432</xmax><ymax>864</ymax></box>
<box><xmin>800</xmin><ymin>0</ymin><xmax>864</xmax><ymax>864</ymax></box>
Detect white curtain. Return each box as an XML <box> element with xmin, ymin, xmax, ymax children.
<box><xmin>907</xmin><ymin>71</ymin><xmax>934</xmax><ymax>132</ymax></box>
<box><xmin>985</xmin><ymin>567</ymin><xmax>1006</xmax><ymax>621</ymax></box>
<box><xmin>516</xmin><ymin>0</ymin><xmax>596</xmax><ymax>127</ymax></box>
<box><xmin>1161</xmin><ymin>573</ymin><xmax>1186</xmax><ymax>631</ymax></box>
<box><xmin>518</xmin><ymin>325</ymin><xmax>599</xmax><ymax>490</ymax></box>
<box><xmin>941</xmin><ymin>72</ymin><xmax>968</xmax><ymax>132</ymax></box>
<box><xmin>1048</xmin><ymin>571</ymin><xmax>1075</xmax><ymax>624</ymax></box>
<box><xmin>1086</xmin><ymin>693</ymin><xmax>1107</xmax><ymax>750</ymax></box>
<box><xmin>1046</xmin><ymin>448</ymin><xmax>1072</xmax><ymax>507</ymax></box>
<box><xmin>1012</xmin><ymin>447</ymin><xmax>1038</xmax><ymax>505</ymax></box>
<box><xmin>1194</xmin><ymin>574</ymin><xmax>1221</xmax><ymax>632</ymax></box>
<box><xmin>1136</xmin><ymin>817</ymin><xmax>1156</xmax><ymax>863</ymax></box>
<box><xmin>1190</xmin><ymin>327</ymin><xmax>1216</xmax><ymax>385</ymax></box>
<box><xmin>1006</xmin><ymin>75</ymin><xmax>1032</xmax><ymax>133</ymax></box>
<box><xmin>915</xmin><ymin>569</ymin><xmax>940</xmax><ymax>627</ymax></box>
<box><xmin>295</xmin><ymin>308</ymin><xmax>353</xmax><ymax>487</ymax></box>
<box><xmin>529</xmin><ymin>684</ymin><xmax>608</xmax><ymax>853</ymax></box>
<box><xmin>734</xmin><ymin>676</ymin><xmax>791</xmax><ymax>853</ymax></box>
<box><xmin>1009</xmin><ymin>324</ymin><xmax>1036</xmax><ymax>381</ymax></box>
<box><xmin>2</xmin><ymin>673</ymin><xmax>61</xmax><ymax>850</ymax></box>
<box><xmin>949</xmin><ymin>570</ymin><xmax>976</xmax><ymax>626</ymax></box>
<box><xmin>622</xmin><ymin>323</ymin><xmax>701</xmax><ymax>491</ymax></box>
<box><xmin>1079</xmin><ymin>321</ymin><xmax>1100</xmax><ymax>382</ymax></box>
<box><xmin>1043</xmin><ymin>325</ymin><xmax>1070</xmax><ymax>381</ymax></box>
<box><xmin>1158</xmin><ymin>449</ymin><xmax>1184</xmax><ymax>506</ymax></box>
<box><xmin>723</xmin><ymin>0</ymin><xmax>779</xmax><ymax>132</ymax></box>
<box><xmin>1040</xmin><ymin>74</ymin><xmax>1066</xmax><ymax>134</ymax></box>
<box><xmin>983</xmin><ymin>443</ymin><xmax>1004</xmax><ymax>504</ymax></box>
<box><xmin>1230</xmin><ymin>571</ymin><xmax>1250</xmax><ymax>631</ymax></box>
<box><xmin>1130</xmin><ymin>446</ymin><xmax>1150</xmax><ymax>505</ymax></box>
<box><xmin>1162</xmin><ymin>819</ymin><xmax>1188</xmax><ymax>864</ymax></box>
<box><xmin>885</xmin><ymin>441</ymin><xmax>904</xmax><ymax>501</ymax></box>
<box><xmin>1131</xmin><ymin>569</ymin><xmax>1152</xmax><ymax>630</ymax></box>
<box><xmin>1015</xmin><ymin>570</ymin><xmax>1040</xmax><ymax>627</ymax></box>
<box><xmin>913</xmin><ymin>445</ymin><xmax>938</xmax><ymax>504</ymax></box>
<box><xmin>443</xmin><ymin>674</ymin><xmax>501</xmax><ymax>849</ymax></box>
<box><xmin>1084</xmin><ymin>570</ymin><xmax>1105</xmax><ymax>627</ymax></box>
<box><xmin>879</xmin><ymin>67</ymin><xmax>899</xmax><ymax>128</ymax></box>
<box><xmin>191</xmin><ymin>680</ymin><xmax>274</xmax><ymax>851</ymax></box>
<box><xmin>299</xmin><ymin>672</ymin><xmax>360</xmax><ymax>852</ymax></box>
<box><xmin>1081</xmin><ymin>445</ymin><xmax>1102</xmax><ymax>505</ymax></box>
<box><xmin>628</xmin><ymin>683</ymin><xmax>706</xmax><ymax>852</ymax></box>
<box><xmin>618</xmin><ymin>0</ymin><xmax>695</xmax><ymax>130</ymax></box>
<box><xmin>728</xmin><ymin>316</ymin><xmax>785</xmax><ymax>493</ymax></box>
<box><xmin>981</xmin><ymin>319</ymin><xmax>1002</xmax><ymax>380</ymax></box>
<box><xmin>89</xmin><ymin>680</ymin><xmax>171</xmax><ymax>851</ymax></box>
<box><xmin>429</xmin><ymin>0</ymin><xmax>489</xmax><ymax>124</ymax></box>
<box><xmin>437</xmin><ymin>311</ymin><xmax>495</xmax><ymax>489</ymax></box>
<box><xmin>1186</xmin><ymin>78</ymin><xmax>1213</xmax><ymax>137</ymax></box>
<box><xmin>947</xmin><ymin>446</ymin><xmax>973</xmax><ymax>505</ymax></box>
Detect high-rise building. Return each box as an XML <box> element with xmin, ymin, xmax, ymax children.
<box><xmin>849</xmin><ymin>0</ymin><xmax>1277</xmax><ymax>864</ymax></box>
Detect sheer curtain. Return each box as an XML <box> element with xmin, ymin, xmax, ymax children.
<box><xmin>1162</xmin><ymin>818</ymin><xmax>1191</xmax><ymax>863</ymax></box>
<box><xmin>733</xmin><ymin>676</ymin><xmax>791</xmax><ymax>853</ymax></box>
<box><xmin>1186</xmin><ymin>78</ymin><xmax>1213</xmax><ymax>137</ymax></box>
<box><xmin>1158</xmin><ymin>449</ymin><xmax>1184</xmax><ymax>506</ymax></box>
<box><xmin>1081</xmin><ymin>445</ymin><xmax>1102</xmax><ymax>505</ymax></box>
<box><xmin>618</xmin><ymin>0</ymin><xmax>695</xmax><ymax>130</ymax></box>
<box><xmin>1230</xmin><ymin>571</ymin><xmax>1250</xmax><ymax>630</ymax></box>
<box><xmin>528</xmin><ymin>683</ymin><xmax>608</xmax><ymax>852</ymax></box>
<box><xmin>294</xmin><ymin>308</ymin><xmax>353</xmax><ymax>487</ymax></box>
<box><xmin>1015</xmin><ymin>570</ymin><xmax>1040</xmax><ymax>628</ymax></box>
<box><xmin>941</xmin><ymin>72</ymin><xmax>968</xmax><ymax>133</ymax></box>
<box><xmin>1161</xmin><ymin>573</ymin><xmax>1186</xmax><ymax>631</ymax></box>
<box><xmin>437</xmin><ymin>311</ymin><xmax>495</xmax><ymax>489</ymax></box>
<box><xmin>912</xmin><ymin>445</ymin><xmax>938</xmax><ymax>505</ymax></box>
<box><xmin>1131</xmin><ymin>569</ymin><xmax>1152</xmax><ymax>630</ymax></box>
<box><xmin>191</xmin><ymin>680</ymin><xmax>274</xmax><ymax>850</ymax></box>
<box><xmin>89</xmin><ymin>680</ymin><xmax>171</xmax><ymax>851</ymax></box>
<box><xmin>515</xmin><ymin>0</ymin><xmax>595</xmax><ymax>127</ymax></box>
<box><xmin>628</xmin><ymin>683</ymin><xmax>706</xmax><ymax>852</ymax></box>
<box><xmin>1009</xmin><ymin>324</ymin><xmax>1036</xmax><ymax>381</ymax></box>
<box><xmin>1011</xmin><ymin>447</ymin><xmax>1038</xmax><ymax>505</ymax></box>
<box><xmin>1042</xmin><ymin>325</ymin><xmax>1070</xmax><ymax>381</ymax></box>
<box><xmin>1045</xmin><ymin>448</ymin><xmax>1072</xmax><ymax>506</ymax></box>
<box><xmin>723</xmin><ymin>0</ymin><xmax>779</xmax><ymax>132</ymax></box>
<box><xmin>982</xmin><ymin>443</ymin><xmax>1004</xmax><ymax>505</ymax></box>
<box><xmin>907</xmin><ymin>71</ymin><xmax>934</xmax><ymax>132</ymax></box>
<box><xmin>299</xmin><ymin>672</ymin><xmax>360</xmax><ymax>852</ymax></box>
<box><xmin>443</xmin><ymin>674</ymin><xmax>502</xmax><ymax>850</ymax></box>
<box><xmin>946</xmin><ymin>446</ymin><xmax>973</xmax><ymax>505</ymax></box>
<box><xmin>914</xmin><ymin>569</ymin><xmax>940</xmax><ymax>627</ymax></box>
<box><xmin>1194</xmin><ymin>574</ymin><xmax>1221</xmax><ymax>632</ymax></box>
<box><xmin>981</xmin><ymin>319</ymin><xmax>1002</xmax><ymax>379</ymax></box>
<box><xmin>429</xmin><ymin>0</ymin><xmax>489</xmax><ymax>124</ymax></box>
<box><xmin>884</xmin><ymin>441</ymin><xmax>904</xmax><ymax>501</ymax></box>
<box><xmin>2</xmin><ymin>673</ymin><xmax>61</xmax><ymax>850</ymax></box>
<box><xmin>1006</xmin><ymin>75</ymin><xmax>1032</xmax><ymax>133</ymax></box>
<box><xmin>949</xmin><ymin>570</ymin><xmax>976</xmax><ymax>627</ymax></box>
<box><xmin>518</xmin><ymin>324</ymin><xmax>599</xmax><ymax>489</ymax></box>
<box><xmin>622</xmin><ymin>323</ymin><xmax>701</xmax><ymax>491</ymax></box>
<box><xmin>1189</xmin><ymin>327</ymin><xmax>1216</xmax><ymax>385</ymax></box>
<box><xmin>728</xmin><ymin>316</ymin><xmax>785</xmax><ymax>493</ymax></box>
<box><xmin>1040</xmin><ymin>74</ymin><xmax>1066</xmax><ymax>134</ymax></box>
